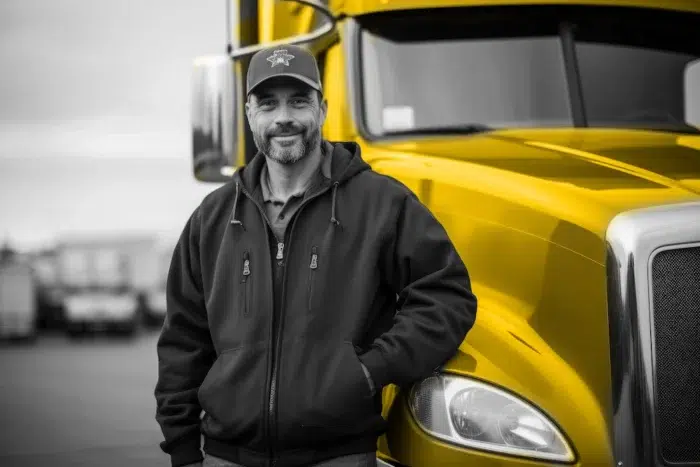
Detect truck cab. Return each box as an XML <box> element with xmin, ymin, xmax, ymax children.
<box><xmin>57</xmin><ymin>240</ymin><xmax>139</xmax><ymax>337</ymax></box>
<box><xmin>191</xmin><ymin>1</ymin><xmax>700</xmax><ymax>465</ymax></box>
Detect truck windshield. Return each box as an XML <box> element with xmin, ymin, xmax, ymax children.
<box><xmin>356</xmin><ymin>5</ymin><xmax>700</xmax><ymax>137</ymax></box>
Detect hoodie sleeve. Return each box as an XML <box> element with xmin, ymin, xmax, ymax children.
<box><xmin>154</xmin><ymin>206</ymin><xmax>215</xmax><ymax>467</ymax></box>
<box><xmin>358</xmin><ymin>190</ymin><xmax>477</xmax><ymax>390</ymax></box>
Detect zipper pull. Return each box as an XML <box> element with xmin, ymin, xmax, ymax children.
<box><xmin>242</xmin><ymin>252</ymin><xmax>250</xmax><ymax>280</ymax></box>
<box><xmin>310</xmin><ymin>246</ymin><xmax>318</xmax><ymax>269</ymax></box>
<box><xmin>276</xmin><ymin>242</ymin><xmax>284</xmax><ymax>260</ymax></box>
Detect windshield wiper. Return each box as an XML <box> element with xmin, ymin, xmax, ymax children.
<box><xmin>383</xmin><ymin>123</ymin><xmax>494</xmax><ymax>136</ymax></box>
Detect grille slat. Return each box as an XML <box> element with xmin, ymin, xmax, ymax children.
<box><xmin>652</xmin><ymin>246</ymin><xmax>700</xmax><ymax>465</ymax></box>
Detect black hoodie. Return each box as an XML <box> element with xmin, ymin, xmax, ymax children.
<box><xmin>155</xmin><ymin>141</ymin><xmax>477</xmax><ymax>467</ymax></box>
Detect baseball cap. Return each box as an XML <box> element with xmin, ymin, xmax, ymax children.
<box><xmin>246</xmin><ymin>44</ymin><xmax>323</xmax><ymax>97</ymax></box>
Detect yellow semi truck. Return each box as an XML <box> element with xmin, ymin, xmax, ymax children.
<box><xmin>189</xmin><ymin>1</ymin><xmax>700</xmax><ymax>465</ymax></box>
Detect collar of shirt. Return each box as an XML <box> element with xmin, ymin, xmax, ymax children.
<box><xmin>260</xmin><ymin>141</ymin><xmax>332</xmax><ymax>204</ymax></box>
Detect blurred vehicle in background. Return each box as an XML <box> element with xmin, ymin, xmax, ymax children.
<box><xmin>0</xmin><ymin>244</ymin><xmax>37</xmax><ymax>342</ymax></box>
<box><xmin>191</xmin><ymin>1</ymin><xmax>700</xmax><ymax>466</ymax></box>
<box><xmin>56</xmin><ymin>238</ymin><xmax>138</xmax><ymax>337</ymax></box>
<box><xmin>54</xmin><ymin>235</ymin><xmax>169</xmax><ymax>337</ymax></box>
<box><xmin>18</xmin><ymin>236</ymin><xmax>173</xmax><ymax>337</ymax></box>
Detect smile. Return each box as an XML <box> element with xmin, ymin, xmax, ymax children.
<box><xmin>271</xmin><ymin>134</ymin><xmax>301</xmax><ymax>142</ymax></box>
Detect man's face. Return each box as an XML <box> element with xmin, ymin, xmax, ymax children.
<box><xmin>245</xmin><ymin>78</ymin><xmax>327</xmax><ymax>165</ymax></box>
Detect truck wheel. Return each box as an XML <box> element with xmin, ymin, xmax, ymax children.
<box><xmin>113</xmin><ymin>319</ymin><xmax>137</xmax><ymax>338</ymax></box>
<box><xmin>5</xmin><ymin>334</ymin><xmax>36</xmax><ymax>345</ymax></box>
<box><xmin>67</xmin><ymin>323</ymin><xmax>85</xmax><ymax>340</ymax></box>
<box><xmin>19</xmin><ymin>332</ymin><xmax>37</xmax><ymax>345</ymax></box>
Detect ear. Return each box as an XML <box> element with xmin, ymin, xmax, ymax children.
<box><xmin>319</xmin><ymin>98</ymin><xmax>328</xmax><ymax>127</ymax></box>
<box><xmin>245</xmin><ymin>99</ymin><xmax>252</xmax><ymax>125</ymax></box>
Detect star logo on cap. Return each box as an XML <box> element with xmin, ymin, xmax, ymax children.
<box><xmin>267</xmin><ymin>49</ymin><xmax>295</xmax><ymax>67</ymax></box>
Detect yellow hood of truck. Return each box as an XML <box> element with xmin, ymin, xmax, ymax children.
<box><xmin>363</xmin><ymin>128</ymin><xmax>700</xmax><ymax>260</ymax></box>
<box><xmin>500</xmin><ymin>128</ymin><xmax>700</xmax><ymax>192</ymax></box>
<box><xmin>361</xmin><ymin>128</ymin><xmax>699</xmax><ymax>438</ymax></box>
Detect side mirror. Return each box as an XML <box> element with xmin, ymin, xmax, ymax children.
<box><xmin>685</xmin><ymin>58</ymin><xmax>700</xmax><ymax>127</ymax></box>
<box><xmin>191</xmin><ymin>0</ymin><xmax>337</xmax><ymax>183</ymax></box>
<box><xmin>192</xmin><ymin>55</ymin><xmax>241</xmax><ymax>182</ymax></box>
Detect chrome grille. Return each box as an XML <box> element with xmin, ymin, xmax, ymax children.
<box><xmin>651</xmin><ymin>246</ymin><xmax>700</xmax><ymax>464</ymax></box>
<box><xmin>606</xmin><ymin>201</ymin><xmax>700</xmax><ymax>467</ymax></box>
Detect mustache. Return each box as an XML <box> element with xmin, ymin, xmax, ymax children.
<box><xmin>266</xmin><ymin>124</ymin><xmax>306</xmax><ymax>137</ymax></box>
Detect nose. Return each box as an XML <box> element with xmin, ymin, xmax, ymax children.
<box><xmin>272</xmin><ymin>102</ymin><xmax>293</xmax><ymax>126</ymax></box>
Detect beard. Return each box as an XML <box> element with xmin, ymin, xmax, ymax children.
<box><xmin>252</xmin><ymin>122</ymin><xmax>321</xmax><ymax>165</ymax></box>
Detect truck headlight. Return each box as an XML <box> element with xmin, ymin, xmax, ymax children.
<box><xmin>408</xmin><ymin>374</ymin><xmax>575</xmax><ymax>463</ymax></box>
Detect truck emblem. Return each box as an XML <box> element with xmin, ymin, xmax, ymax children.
<box><xmin>267</xmin><ymin>49</ymin><xmax>295</xmax><ymax>67</ymax></box>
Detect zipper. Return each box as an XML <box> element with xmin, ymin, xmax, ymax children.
<box><xmin>276</xmin><ymin>242</ymin><xmax>284</xmax><ymax>260</ymax></box>
<box><xmin>238</xmin><ymin>181</ymin><xmax>332</xmax><ymax>466</ymax></box>
<box><xmin>241</xmin><ymin>251</ymin><xmax>250</xmax><ymax>316</ymax></box>
<box><xmin>308</xmin><ymin>246</ymin><xmax>318</xmax><ymax>311</ymax></box>
<box><xmin>234</xmin><ymin>184</ymin><xmax>276</xmax><ymax>465</ymax></box>
<box><xmin>265</xmin><ymin>185</ymin><xmax>332</xmax><ymax>466</ymax></box>
<box><xmin>269</xmin><ymin>242</ymin><xmax>284</xmax><ymax>467</ymax></box>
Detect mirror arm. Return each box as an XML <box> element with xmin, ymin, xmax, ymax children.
<box><xmin>228</xmin><ymin>0</ymin><xmax>339</xmax><ymax>60</ymax></box>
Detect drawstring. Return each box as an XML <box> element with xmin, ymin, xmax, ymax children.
<box><xmin>330</xmin><ymin>181</ymin><xmax>341</xmax><ymax>227</ymax></box>
<box><xmin>231</xmin><ymin>180</ymin><xmax>338</xmax><ymax>230</ymax></box>
<box><xmin>229</xmin><ymin>182</ymin><xmax>245</xmax><ymax>230</ymax></box>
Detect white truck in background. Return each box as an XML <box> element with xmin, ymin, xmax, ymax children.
<box><xmin>55</xmin><ymin>234</ymin><xmax>170</xmax><ymax>337</ymax></box>
<box><xmin>0</xmin><ymin>255</ymin><xmax>38</xmax><ymax>342</ymax></box>
<box><xmin>57</xmin><ymin>236</ymin><xmax>144</xmax><ymax>337</ymax></box>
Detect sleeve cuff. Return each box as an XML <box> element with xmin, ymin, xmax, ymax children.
<box><xmin>358</xmin><ymin>348</ymin><xmax>392</xmax><ymax>390</ymax></box>
<box><xmin>359</xmin><ymin>362</ymin><xmax>376</xmax><ymax>395</ymax></box>
<box><xmin>168</xmin><ymin>435</ymin><xmax>203</xmax><ymax>467</ymax></box>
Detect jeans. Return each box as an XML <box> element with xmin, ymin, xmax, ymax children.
<box><xmin>202</xmin><ymin>452</ymin><xmax>377</xmax><ymax>467</ymax></box>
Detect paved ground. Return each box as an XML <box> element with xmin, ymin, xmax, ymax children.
<box><xmin>0</xmin><ymin>329</ymin><xmax>173</xmax><ymax>467</ymax></box>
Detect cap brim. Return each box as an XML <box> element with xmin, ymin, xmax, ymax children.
<box><xmin>247</xmin><ymin>73</ymin><xmax>322</xmax><ymax>96</ymax></box>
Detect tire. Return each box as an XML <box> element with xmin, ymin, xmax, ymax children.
<box><xmin>66</xmin><ymin>322</ymin><xmax>86</xmax><ymax>339</ymax></box>
<box><xmin>111</xmin><ymin>318</ymin><xmax>138</xmax><ymax>338</ymax></box>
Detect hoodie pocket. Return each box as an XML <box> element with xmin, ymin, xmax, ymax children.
<box><xmin>307</xmin><ymin>246</ymin><xmax>318</xmax><ymax>312</ymax></box>
<box><xmin>241</xmin><ymin>251</ymin><xmax>251</xmax><ymax>317</ymax></box>
<box><xmin>198</xmin><ymin>344</ymin><xmax>266</xmax><ymax>441</ymax></box>
<box><xmin>275</xmin><ymin>340</ymin><xmax>380</xmax><ymax>449</ymax></box>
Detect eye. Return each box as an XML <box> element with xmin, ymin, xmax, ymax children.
<box><xmin>258</xmin><ymin>99</ymin><xmax>275</xmax><ymax>109</ymax></box>
<box><xmin>291</xmin><ymin>98</ymin><xmax>309</xmax><ymax>106</ymax></box>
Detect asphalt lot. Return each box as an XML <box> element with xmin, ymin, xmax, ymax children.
<box><xmin>0</xmin><ymin>329</ymin><xmax>173</xmax><ymax>467</ymax></box>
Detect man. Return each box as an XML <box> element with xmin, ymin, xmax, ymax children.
<box><xmin>155</xmin><ymin>44</ymin><xmax>477</xmax><ymax>467</ymax></box>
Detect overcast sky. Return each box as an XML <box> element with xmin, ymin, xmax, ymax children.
<box><xmin>0</xmin><ymin>0</ymin><xmax>227</xmax><ymax>251</ymax></box>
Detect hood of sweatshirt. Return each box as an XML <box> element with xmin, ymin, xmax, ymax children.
<box><xmin>228</xmin><ymin>140</ymin><xmax>371</xmax><ymax>229</ymax></box>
